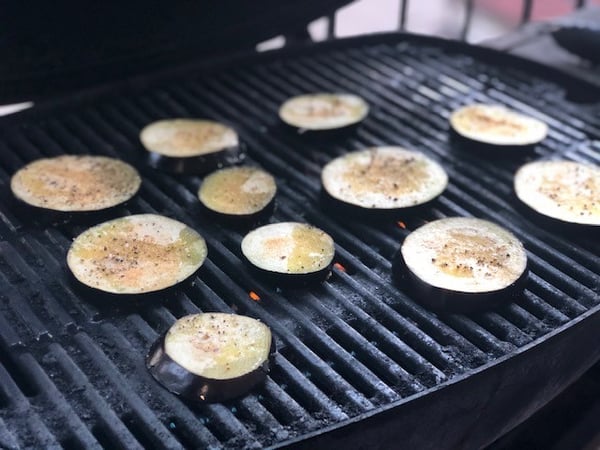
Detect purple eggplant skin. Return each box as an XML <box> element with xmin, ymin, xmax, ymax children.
<box><xmin>67</xmin><ymin>264</ymin><xmax>204</xmax><ymax>306</ymax></box>
<box><xmin>146</xmin><ymin>332</ymin><xmax>275</xmax><ymax>403</ymax></box>
<box><xmin>146</xmin><ymin>142</ymin><xmax>246</xmax><ymax>175</ymax></box>
<box><xmin>8</xmin><ymin>186</ymin><xmax>137</xmax><ymax>227</ymax></box>
<box><xmin>511</xmin><ymin>190</ymin><xmax>600</xmax><ymax>238</ymax></box>
<box><xmin>319</xmin><ymin>187</ymin><xmax>442</xmax><ymax>222</ymax></box>
<box><xmin>199</xmin><ymin>196</ymin><xmax>276</xmax><ymax>229</ymax></box>
<box><xmin>240</xmin><ymin>249</ymin><xmax>334</xmax><ymax>289</ymax></box>
<box><xmin>245</xmin><ymin>261</ymin><xmax>333</xmax><ymax>288</ymax></box>
<box><xmin>448</xmin><ymin>127</ymin><xmax>538</xmax><ymax>158</ymax></box>
<box><xmin>278</xmin><ymin>119</ymin><xmax>364</xmax><ymax>141</ymax></box>
<box><xmin>392</xmin><ymin>249</ymin><xmax>529</xmax><ymax>314</ymax></box>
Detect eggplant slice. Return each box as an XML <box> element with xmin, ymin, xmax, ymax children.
<box><xmin>67</xmin><ymin>214</ymin><xmax>207</xmax><ymax>295</ymax></box>
<box><xmin>140</xmin><ymin>119</ymin><xmax>245</xmax><ymax>174</ymax></box>
<box><xmin>514</xmin><ymin>160</ymin><xmax>600</xmax><ymax>228</ymax></box>
<box><xmin>198</xmin><ymin>166</ymin><xmax>277</xmax><ymax>224</ymax></box>
<box><xmin>147</xmin><ymin>313</ymin><xmax>273</xmax><ymax>403</ymax></box>
<box><xmin>321</xmin><ymin>147</ymin><xmax>448</xmax><ymax>217</ymax></box>
<box><xmin>449</xmin><ymin>104</ymin><xmax>547</xmax><ymax>152</ymax></box>
<box><xmin>279</xmin><ymin>93</ymin><xmax>368</xmax><ymax>134</ymax></box>
<box><xmin>393</xmin><ymin>217</ymin><xmax>528</xmax><ymax>312</ymax></box>
<box><xmin>241</xmin><ymin>222</ymin><xmax>335</xmax><ymax>286</ymax></box>
<box><xmin>10</xmin><ymin>155</ymin><xmax>141</xmax><ymax>213</ymax></box>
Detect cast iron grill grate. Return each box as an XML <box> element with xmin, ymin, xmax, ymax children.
<box><xmin>0</xmin><ymin>36</ymin><xmax>599</xmax><ymax>449</ymax></box>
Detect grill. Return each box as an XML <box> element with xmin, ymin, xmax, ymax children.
<box><xmin>0</xmin><ymin>33</ymin><xmax>599</xmax><ymax>449</ymax></box>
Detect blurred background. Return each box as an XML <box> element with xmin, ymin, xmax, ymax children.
<box><xmin>258</xmin><ymin>0</ymin><xmax>600</xmax><ymax>49</ymax></box>
<box><xmin>2</xmin><ymin>0</ymin><xmax>599</xmax><ymax>109</ymax></box>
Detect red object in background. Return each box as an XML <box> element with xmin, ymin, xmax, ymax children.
<box><xmin>478</xmin><ymin>0</ymin><xmax>600</xmax><ymax>22</ymax></box>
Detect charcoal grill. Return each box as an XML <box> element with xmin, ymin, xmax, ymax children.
<box><xmin>0</xmin><ymin>33</ymin><xmax>599</xmax><ymax>449</ymax></box>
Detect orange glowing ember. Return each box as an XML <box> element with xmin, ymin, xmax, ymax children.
<box><xmin>397</xmin><ymin>221</ymin><xmax>407</xmax><ymax>229</ymax></box>
<box><xmin>333</xmin><ymin>262</ymin><xmax>346</xmax><ymax>272</ymax></box>
<box><xmin>249</xmin><ymin>291</ymin><xmax>261</xmax><ymax>301</ymax></box>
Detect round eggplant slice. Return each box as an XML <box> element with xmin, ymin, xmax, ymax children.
<box><xmin>146</xmin><ymin>313</ymin><xmax>273</xmax><ymax>403</ymax></box>
<box><xmin>321</xmin><ymin>147</ymin><xmax>448</xmax><ymax>217</ymax></box>
<box><xmin>241</xmin><ymin>222</ymin><xmax>335</xmax><ymax>286</ymax></box>
<box><xmin>514</xmin><ymin>160</ymin><xmax>600</xmax><ymax>229</ymax></box>
<box><xmin>67</xmin><ymin>214</ymin><xmax>207</xmax><ymax>295</ymax></box>
<box><xmin>10</xmin><ymin>155</ymin><xmax>141</xmax><ymax>213</ymax></box>
<box><xmin>393</xmin><ymin>217</ymin><xmax>528</xmax><ymax>312</ymax></box>
<box><xmin>140</xmin><ymin>119</ymin><xmax>245</xmax><ymax>174</ymax></box>
<box><xmin>279</xmin><ymin>93</ymin><xmax>368</xmax><ymax>135</ymax></box>
<box><xmin>198</xmin><ymin>166</ymin><xmax>276</xmax><ymax>225</ymax></box>
<box><xmin>449</xmin><ymin>104</ymin><xmax>547</xmax><ymax>153</ymax></box>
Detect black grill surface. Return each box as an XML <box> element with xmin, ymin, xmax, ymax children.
<box><xmin>0</xmin><ymin>35</ymin><xmax>599</xmax><ymax>449</ymax></box>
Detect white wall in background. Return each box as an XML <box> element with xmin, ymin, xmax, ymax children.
<box><xmin>256</xmin><ymin>0</ymin><xmax>514</xmax><ymax>52</ymax></box>
<box><xmin>309</xmin><ymin>0</ymin><xmax>510</xmax><ymax>43</ymax></box>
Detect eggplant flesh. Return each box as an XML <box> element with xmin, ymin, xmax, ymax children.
<box><xmin>278</xmin><ymin>93</ymin><xmax>368</xmax><ymax>137</ymax></box>
<box><xmin>67</xmin><ymin>214</ymin><xmax>207</xmax><ymax>295</ymax></box>
<box><xmin>393</xmin><ymin>250</ymin><xmax>528</xmax><ymax>313</ymax></box>
<box><xmin>146</xmin><ymin>314</ymin><xmax>274</xmax><ymax>403</ymax></box>
<box><xmin>449</xmin><ymin>104</ymin><xmax>547</xmax><ymax>153</ymax></box>
<box><xmin>140</xmin><ymin>119</ymin><xmax>245</xmax><ymax>174</ymax></box>
<box><xmin>10</xmin><ymin>155</ymin><xmax>141</xmax><ymax>212</ymax></box>
<box><xmin>241</xmin><ymin>222</ymin><xmax>335</xmax><ymax>287</ymax></box>
<box><xmin>198</xmin><ymin>166</ymin><xmax>277</xmax><ymax>225</ymax></box>
<box><xmin>393</xmin><ymin>217</ymin><xmax>528</xmax><ymax>313</ymax></box>
<box><xmin>320</xmin><ymin>147</ymin><xmax>448</xmax><ymax>218</ymax></box>
<box><xmin>147</xmin><ymin>335</ymin><xmax>274</xmax><ymax>403</ymax></box>
<box><xmin>514</xmin><ymin>160</ymin><xmax>600</xmax><ymax>229</ymax></box>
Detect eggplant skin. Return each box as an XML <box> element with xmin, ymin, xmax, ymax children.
<box><xmin>278</xmin><ymin>93</ymin><xmax>368</xmax><ymax>139</ymax></box>
<box><xmin>241</xmin><ymin>251</ymin><xmax>333</xmax><ymax>288</ymax></box>
<box><xmin>392</xmin><ymin>250</ymin><xmax>529</xmax><ymax>313</ymax></box>
<box><xmin>279</xmin><ymin>119</ymin><xmax>362</xmax><ymax>140</ymax></box>
<box><xmin>146</xmin><ymin>333</ymin><xmax>274</xmax><ymax>403</ymax></box>
<box><xmin>9</xmin><ymin>192</ymin><xmax>134</xmax><ymax>226</ymax></box>
<box><xmin>511</xmin><ymin>191</ymin><xmax>600</xmax><ymax>237</ymax></box>
<box><xmin>241</xmin><ymin>222</ymin><xmax>335</xmax><ymax>287</ymax></box>
<box><xmin>67</xmin><ymin>266</ymin><xmax>203</xmax><ymax>305</ymax></box>
<box><xmin>320</xmin><ymin>187</ymin><xmax>441</xmax><ymax>221</ymax></box>
<box><xmin>200</xmin><ymin>198</ymin><xmax>275</xmax><ymax>228</ymax></box>
<box><xmin>146</xmin><ymin>143</ymin><xmax>246</xmax><ymax>174</ymax></box>
<box><xmin>448</xmin><ymin>104</ymin><xmax>547</xmax><ymax>155</ymax></box>
<box><xmin>449</xmin><ymin>128</ymin><xmax>538</xmax><ymax>156</ymax></box>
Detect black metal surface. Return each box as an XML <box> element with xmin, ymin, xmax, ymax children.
<box><xmin>0</xmin><ymin>0</ymin><xmax>352</xmax><ymax>103</ymax></box>
<box><xmin>0</xmin><ymin>34</ymin><xmax>599</xmax><ymax>449</ymax></box>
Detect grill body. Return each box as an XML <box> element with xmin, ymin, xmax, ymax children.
<box><xmin>0</xmin><ymin>34</ymin><xmax>598</xmax><ymax>449</ymax></box>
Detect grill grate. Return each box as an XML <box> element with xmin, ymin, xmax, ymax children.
<box><xmin>0</xmin><ymin>35</ymin><xmax>599</xmax><ymax>449</ymax></box>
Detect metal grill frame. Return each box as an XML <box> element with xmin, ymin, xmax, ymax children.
<box><xmin>0</xmin><ymin>33</ymin><xmax>599</xmax><ymax>450</ymax></box>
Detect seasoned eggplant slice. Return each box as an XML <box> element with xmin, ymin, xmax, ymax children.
<box><xmin>198</xmin><ymin>166</ymin><xmax>276</xmax><ymax>224</ymax></box>
<box><xmin>393</xmin><ymin>217</ymin><xmax>528</xmax><ymax>312</ymax></box>
<box><xmin>279</xmin><ymin>93</ymin><xmax>368</xmax><ymax>134</ymax></box>
<box><xmin>241</xmin><ymin>222</ymin><xmax>335</xmax><ymax>286</ymax></box>
<box><xmin>321</xmin><ymin>147</ymin><xmax>447</xmax><ymax>217</ymax></box>
<box><xmin>10</xmin><ymin>155</ymin><xmax>140</xmax><ymax>213</ymax></box>
<box><xmin>140</xmin><ymin>119</ymin><xmax>245</xmax><ymax>174</ymax></box>
<box><xmin>147</xmin><ymin>313</ymin><xmax>273</xmax><ymax>403</ymax></box>
<box><xmin>67</xmin><ymin>214</ymin><xmax>207</xmax><ymax>295</ymax></box>
<box><xmin>514</xmin><ymin>160</ymin><xmax>600</xmax><ymax>228</ymax></box>
<box><xmin>450</xmin><ymin>104</ymin><xmax>547</xmax><ymax>152</ymax></box>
